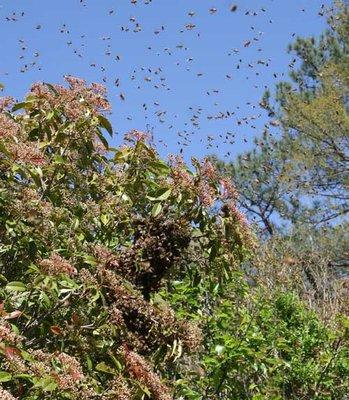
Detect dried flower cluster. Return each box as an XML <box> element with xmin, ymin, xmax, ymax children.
<box><xmin>124</xmin><ymin>347</ymin><xmax>172</xmax><ymax>400</ymax></box>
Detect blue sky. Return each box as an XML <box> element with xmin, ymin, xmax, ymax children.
<box><xmin>0</xmin><ymin>0</ymin><xmax>333</xmax><ymax>162</ymax></box>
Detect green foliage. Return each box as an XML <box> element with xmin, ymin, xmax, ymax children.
<box><xmin>203</xmin><ymin>291</ymin><xmax>349</xmax><ymax>400</ymax></box>
<box><xmin>164</xmin><ymin>276</ymin><xmax>349</xmax><ymax>399</ymax></box>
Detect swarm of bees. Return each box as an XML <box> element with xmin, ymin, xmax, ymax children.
<box><xmin>1</xmin><ymin>1</ymin><xmax>327</xmax><ymax>158</ymax></box>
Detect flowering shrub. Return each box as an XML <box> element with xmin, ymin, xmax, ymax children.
<box><xmin>0</xmin><ymin>78</ymin><xmax>250</xmax><ymax>399</ymax></box>
<box><xmin>2</xmin><ymin>77</ymin><xmax>346</xmax><ymax>400</ymax></box>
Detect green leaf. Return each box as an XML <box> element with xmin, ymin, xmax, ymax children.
<box><xmin>149</xmin><ymin>161</ymin><xmax>170</xmax><ymax>174</ymax></box>
<box><xmin>72</xmin><ymin>218</ymin><xmax>80</xmax><ymax>230</ymax></box>
<box><xmin>43</xmin><ymin>82</ymin><xmax>58</xmax><ymax>96</ymax></box>
<box><xmin>147</xmin><ymin>187</ymin><xmax>172</xmax><ymax>201</ymax></box>
<box><xmin>139</xmin><ymin>384</ymin><xmax>152</xmax><ymax>397</ymax></box>
<box><xmin>27</xmin><ymin>169</ymin><xmax>42</xmax><ymax>188</ymax></box>
<box><xmin>151</xmin><ymin>203</ymin><xmax>162</xmax><ymax>217</ymax></box>
<box><xmin>12</xmin><ymin>102</ymin><xmax>27</xmax><ymax>112</ymax></box>
<box><xmin>98</xmin><ymin>115</ymin><xmax>113</xmax><ymax>136</ymax></box>
<box><xmin>114</xmin><ymin>147</ymin><xmax>131</xmax><ymax>162</ymax></box>
<box><xmin>6</xmin><ymin>281</ymin><xmax>27</xmax><ymax>292</ymax></box>
<box><xmin>0</xmin><ymin>141</ymin><xmax>10</xmax><ymax>156</ymax></box>
<box><xmin>90</xmin><ymin>290</ymin><xmax>100</xmax><ymax>303</ymax></box>
<box><xmin>108</xmin><ymin>353</ymin><xmax>122</xmax><ymax>371</ymax></box>
<box><xmin>101</xmin><ymin>214</ymin><xmax>109</xmax><ymax>225</ymax></box>
<box><xmin>46</xmin><ymin>110</ymin><xmax>55</xmax><ymax>120</ymax></box>
<box><xmin>96</xmin><ymin>362</ymin><xmax>116</xmax><ymax>375</ymax></box>
<box><xmin>34</xmin><ymin>376</ymin><xmax>58</xmax><ymax>392</ymax></box>
<box><xmin>21</xmin><ymin>350</ymin><xmax>34</xmax><ymax>362</ymax></box>
<box><xmin>96</xmin><ymin>128</ymin><xmax>109</xmax><ymax>149</ymax></box>
<box><xmin>0</xmin><ymin>371</ymin><xmax>12</xmax><ymax>382</ymax></box>
<box><xmin>53</xmin><ymin>154</ymin><xmax>65</xmax><ymax>164</ymax></box>
<box><xmin>83</xmin><ymin>254</ymin><xmax>97</xmax><ymax>266</ymax></box>
<box><xmin>209</xmin><ymin>240</ymin><xmax>219</xmax><ymax>261</ymax></box>
<box><xmin>14</xmin><ymin>373</ymin><xmax>32</xmax><ymax>380</ymax></box>
<box><xmin>86</xmin><ymin>355</ymin><xmax>93</xmax><ymax>371</ymax></box>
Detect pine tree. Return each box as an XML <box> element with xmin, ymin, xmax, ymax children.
<box><xmin>214</xmin><ymin>1</ymin><xmax>349</xmax><ymax>230</ymax></box>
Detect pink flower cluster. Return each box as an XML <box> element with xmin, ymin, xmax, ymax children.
<box><xmin>0</xmin><ymin>319</ymin><xmax>23</xmax><ymax>346</ymax></box>
<box><xmin>106</xmin><ymin>374</ymin><xmax>132</xmax><ymax>399</ymax></box>
<box><xmin>30</xmin><ymin>76</ymin><xmax>111</xmax><ymax>122</ymax></box>
<box><xmin>197</xmin><ymin>180</ymin><xmax>216</xmax><ymax>207</ymax></box>
<box><xmin>54</xmin><ymin>352</ymin><xmax>84</xmax><ymax>388</ymax></box>
<box><xmin>0</xmin><ymin>387</ymin><xmax>16</xmax><ymax>400</ymax></box>
<box><xmin>24</xmin><ymin>350</ymin><xmax>96</xmax><ymax>398</ymax></box>
<box><xmin>39</xmin><ymin>253</ymin><xmax>77</xmax><ymax>277</ymax></box>
<box><xmin>8</xmin><ymin>141</ymin><xmax>46</xmax><ymax>166</ymax></box>
<box><xmin>226</xmin><ymin>201</ymin><xmax>249</xmax><ymax>227</ymax></box>
<box><xmin>169</xmin><ymin>155</ymin><xmax>194</xmax><ymax>189</ymax></box>
<box><xmin>201</xmin><ymin>159</ymin><xmax>217</xmax><ymax>180</ymax></box>
<box><xmin>220</xmin><ymin>178</ymin><xmax>238</xmax><ymax>200</ymax></box>
<box><xmin>0</xmin><ymin>96</ymin><xmax>14</xmax><ymax>111</ymax></box>
<box><xmin>0</xmin><ymin>113</ymin><xmax>19</xmax><ymax>139</ymax></box>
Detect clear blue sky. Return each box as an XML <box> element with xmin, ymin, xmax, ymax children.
<box><xmin>0</xmin><ymin>0</ymin><xmax>333</xmax><ymax>162</ymax></box>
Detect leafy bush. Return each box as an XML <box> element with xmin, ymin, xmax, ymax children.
<box><xmin>167</xmin><ymin>280</ymin><xmax>349</xmax><ymax>399</ymax></box>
